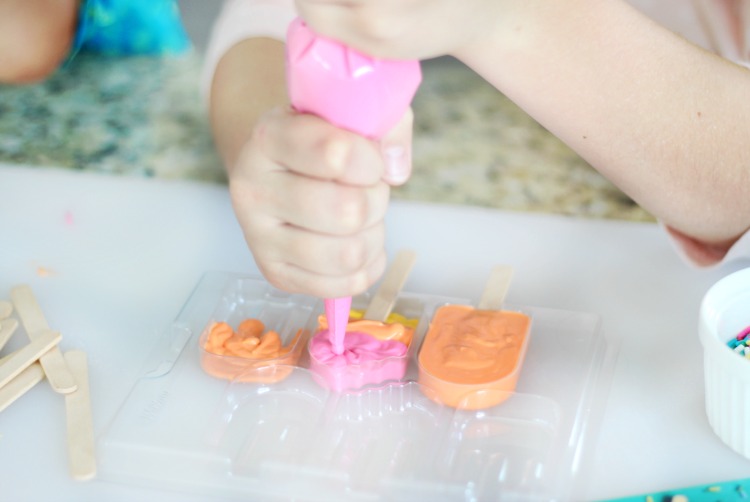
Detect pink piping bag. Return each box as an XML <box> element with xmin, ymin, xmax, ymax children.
<box><xmin>285</xmin><ymin>18</ymin><xmax>421</xmax><ymax>355</ymax></box>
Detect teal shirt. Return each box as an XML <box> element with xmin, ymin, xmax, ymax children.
<box><xmin>69</xmin><ymin>0</ymin><xmax>191</xmax><ymax>60</ymax></box>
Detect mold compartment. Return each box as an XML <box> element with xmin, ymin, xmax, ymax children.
<box><xmin>197</xmin><ymin>276</ymin><xmax>320</xmax><ymax>383</ymax></box>
<box><xmin>216</xmin><ymin>377</ymin><xmax>454</xmax><ymax>499</ymax></box>
<box><xmin>416</xmin><ymin>304</ymin><xmax>532</xmax><ymax>409</ymax></box>
<box><xmin>433</xmin><ymin>393</ymin><xmax>560</xmax><ymax>501</ymax></box>
<box><xmin>307</xmin><ymin>293</ymin><xmax>427</xmax><ymax>392</ymax></box>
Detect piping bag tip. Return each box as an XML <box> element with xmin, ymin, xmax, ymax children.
<box><xmin>325</xmin><ymin>296</ymin><xmax>352</xmax><ymax>356</ymax></box>
<box><xmin>288</xmin><ymin>17</ymin><xmax>418</xmax><ymax>359</ymax></box>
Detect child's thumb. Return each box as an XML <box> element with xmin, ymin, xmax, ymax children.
<box><xmin>380</xmin><ymin>108</ymin><xmax>414</xmax><ymax>186</ymax></box>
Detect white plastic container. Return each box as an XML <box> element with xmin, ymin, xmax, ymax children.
<box><xmin>699</xmin><ymin>266</ymin><xmax>750</xmax><ymax>459</ymax></box>
<box><xmin>98</xmin><ymin>272</ymin><xmax>618</xmax><ymax>501</ymax></box>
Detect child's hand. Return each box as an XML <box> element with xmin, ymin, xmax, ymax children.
<box><xmin>294</xmin><ymin>0</ymin><xmax>502</xmax><ymax>60</ymax></box>
<box><xmin>229</xmin><ymin>105</ymin><xmax>414</xmax><ymax>298</ymax></box>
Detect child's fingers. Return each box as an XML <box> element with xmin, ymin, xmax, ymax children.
<box><xmin>380</xmin><ymin>108</ymin><xmax>414</xmax><ymax>186</ymax></box>
<box><xmin>275</xmin><ymin>171</ymin><xmax>390</xmax><ymax>234</ymax></box>
<box><xmin>262</xmin><ymin>221</ymin><xmax>386</xmax><ymax>277</ymax></box>
<box><xmin>235</xmin><ymin>188</ymin><xmax>385</xmax><ymax>276</ymax></box>
<box><xmin>259</xmin><ymin>248</ymin><xmax>388</xmax><ymax>298</ymax></box>
<box><xmin>258</xmin><ymin>107</ymin><xmax>386</xmax><ymax>186</ymax></box>
<box><xmin>296</xmin><ymin>0</ymin><xmax>416</xmax><ymax>58</ymax></box>
<box><xmin>231</xmin><ymin>156</ymin><xmax>390</xmax><ymax>236</ymax></box>
<box><xmin>230</xmin><ymin>103</ymin><xmax>395</xmax><ymax>297</ymax></box>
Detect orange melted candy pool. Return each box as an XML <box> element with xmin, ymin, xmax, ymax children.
<box><xmin>418</xmin><ymin>305</ymin><xmax>531</xmax><ymax>409</ymax></box>
<box><xmin>316</xmin><ymin>314</ymin><xmax>414</xmax><ymax>347</ymax></box>
<box><xmin>201</xmin><ymin>319</ymin><xmax>304</xmax><ymax>383</ymax></box>
<box><xmin>205</xmin><ymin>319</ymin><xmax>295</xmax><ymax>359</ymax></box>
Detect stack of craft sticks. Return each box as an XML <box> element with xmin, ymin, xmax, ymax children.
<box><xmin>0</xmin><ymin>285</ymin><xmax>96</xmax><ymax>480</ymax></box>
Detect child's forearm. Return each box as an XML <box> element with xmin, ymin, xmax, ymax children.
<box><xmin>455</xmin><ymin>0</ymin><xmax>750</xmax><ymax>247</ymax></box>
<box><xmin>208</xmin><ymin>37</ymin><xmax>288</xmax><ymax>171</ymax></box>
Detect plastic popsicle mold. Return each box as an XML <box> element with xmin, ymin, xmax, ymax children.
<box><xmin>99</xmin><ymin>272</ymin><xmax>618</xmax><ymax>501</ymax></box>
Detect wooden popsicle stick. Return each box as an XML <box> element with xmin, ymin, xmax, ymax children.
<box><xmin>64</xmin><ymin>350</ymin><xmax>96</xmax><ymax>481</ymax></box>
<box><xmin>0</xmin><ymin>362</ymin><xmax>45</xmax><ymax>413</ymax></box>
<box><xmin>0</xmin><ymin>300</ymin><xmax>12</xmax><ymax>320</ymax></box>
<box><xmin>363</xmin><ymin>249</ymin><xmax>417</xmax><ymax>322</ymax></box>
<box><xmin>10</xmin><ymin>285</ymin><xmax>49</xmax><ymax>334</ymax></box>
<box><xmin>0</xmin><ymin>329</ymin><xmax>61</xmax><ymax>388</ymax></box>
<box><xmin>0</xmin><ymin>318</ymin><xmax>19</xmax><ymax>352</ymax></box>
<box><xmin>477</xmin><ymin>265</ymin><xmax>514</xmax><ymax>311</ymax></box>
<box><xmin>0</xmin><ymin>330</ymin><xmax>62</xmax><ymax>388</ymax></box>
<box><xmin>10</xmin><ymin>285</ymin><xmax>77</xmax><ymax>394</ymax></box>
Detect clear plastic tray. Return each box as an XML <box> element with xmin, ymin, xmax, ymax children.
<box><xmin>98</xmin><ymin>272</ymin><xmax>617</xmax><ymax>501</ymax></box>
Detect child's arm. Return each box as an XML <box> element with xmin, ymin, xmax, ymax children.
<box><xmin>456</xmin><ymin>0</ymin><xmax>750</xmax><ymax>264</ymax></box>
<box><xmin>297</xmin><ymin>0</ymin><xmax>750</xmax><ymax>266</ymax></box>
<box><xmin>208</xmin><ymin>37</ymin><xmax>288</xmax><ymax>170</ymax></box>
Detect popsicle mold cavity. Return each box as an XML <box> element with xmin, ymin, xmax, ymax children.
<box><xmin>285</xmin><ymin>17</ymin><xmax>422</xmax><ymax>139</ymax></box>
<box><xmin>200</xmin><ymin>319</ymin><xmax>306</xmax><ymax>383</ymax></box>
<box><xmin>205</xmin><ymin>320</ymin><xmax>290</xmax><ymax>358</ymax></box>
<box><xmin>418</xmin><ymin>305</ymin><xmax>532</xmax><ymax>409</ymax></box>
<box><xmin>308</xmin><ymin>314</ymin><xmax>417</xmax><ymax>391</ymax></box>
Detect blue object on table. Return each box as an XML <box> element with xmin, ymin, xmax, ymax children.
<box><xmin>602</xmin><ymin>478</ymin><xmax>750</xmax><ymax>502</ymax></box>
<box><xmin>69</xmin><ymin>0</ymin><xmax>191</xmax><ymax>59</ymax></box>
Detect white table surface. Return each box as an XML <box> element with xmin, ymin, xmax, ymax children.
<box><xmin>2</xmin><ymin>165</ymin><xmax>749</xmax><ymax>501</ymax></box>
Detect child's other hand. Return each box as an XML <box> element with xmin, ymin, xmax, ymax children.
<box><xmin>294</xmin><ymin>0</ymin><xmax>502</xmax><ymax>60</ymax></box>
<box><xmin>229</xmin><ymin>106</ymin><xmax>414</xmax><ymax>298</ymax></box>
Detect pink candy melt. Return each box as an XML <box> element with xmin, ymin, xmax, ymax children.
<box><xmin>309</xmin><ymin>330</ymin><xmax>408</xmax><ymax>367</ymax></box>
<box><xmin>308</xmin><ymin>329</ymin><xmax>410</xmax><ymax>391</ymax></box>
<box><xmin>285</xmin><ymin>17</ymin><xmax>421</xmax><ymax>139</ymax></box>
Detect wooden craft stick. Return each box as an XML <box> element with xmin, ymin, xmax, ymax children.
<box><xmin>10</xmin><ymin>285</ymin><xmax>52</xmax><ymax>335</ymax></box>
<box><xmin>477</xmin><ymin>265</ymin><xmax>514</xmax><ymax>311</ymax></box>
<box><xmin>0</xmin><ymin>318</ymin><xmax>19</xmax><ymax>352</ymax></box>
<box><xmin>0</xmin><ymin>329</ymin><xmax>61</xmax><ymax>389</ymax></box>
<box><xmin>0</xmin><ymin>362</ymin><xmax>45</xmax><ymax>413</ymax></box>
<box><xmin>64</xmin><ymin>350</ymin><xmax>96</xmax><ymax>481</ymax></box>
<box><xmin>0</xmin><ymin>300</ymin><xmax>12</xmax><ymax>320</ymax></box>
<box><xmin>363</xmin><ymin>249</ymin><xmax>417</xmax><ymax>322</ymax></box>
<box><xmin>10</xmin><ymin>285</ymin><xmax>77</xmax><ymax>394</ymax></box>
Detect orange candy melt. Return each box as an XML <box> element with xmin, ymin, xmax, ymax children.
<box><xmin>205</xmin><ymin>320</ymin><xmax>293</xmax><ymax>359</ymax></box>
<box><xmin>316</xmin><ymin>315</ymin><xmax>414</xmax><ymax>347</ymax></box>
<box><xmin>418</xmin><ymin>305</ymin><xmax>531</xmax><ymax>409</ymax></box>
<box><xmin>201</xmin><ymin>319</ymin><xmax>306</xmax><ymax>383</ymax></box>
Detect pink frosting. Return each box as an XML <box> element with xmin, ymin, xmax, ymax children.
<box><xmin>309</xmin><ymin>330</ymin><xmax>407</xmax><ymax>367</ymax></box>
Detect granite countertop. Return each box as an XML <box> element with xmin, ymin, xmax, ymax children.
<box><xmin>0</xmin><ymin>51</ymin><xmax>654</xmax><ymax>223</ymax></box>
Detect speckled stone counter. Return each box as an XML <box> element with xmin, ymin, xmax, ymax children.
<box><xmin>0</xmin><ymin>52</ymin><xmax>222</xmax><ymax>182</ymax></box>
<box><xmin>0</xmin><ymin>51</ymin><xmax>654</xmax><ymax>222</ymax></box>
